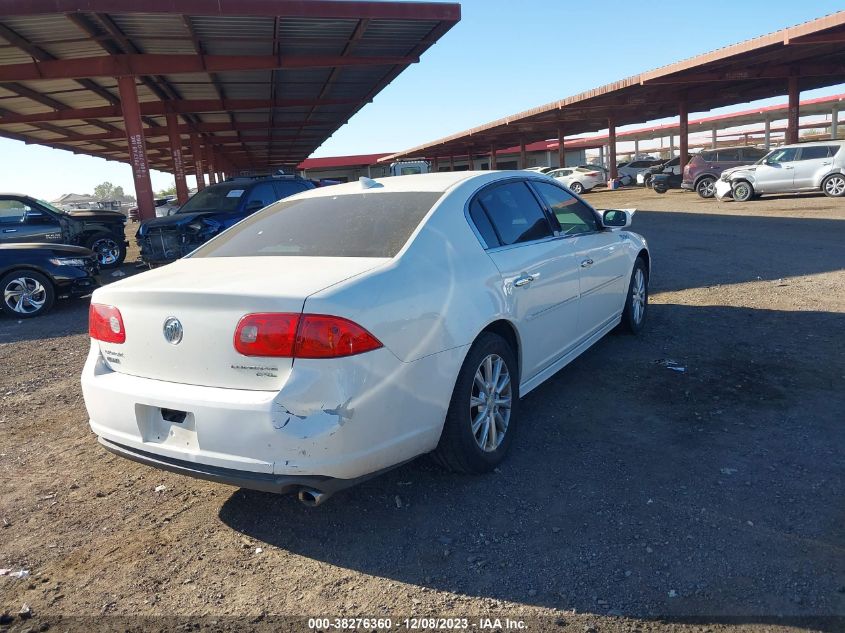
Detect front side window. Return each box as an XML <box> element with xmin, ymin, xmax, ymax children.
<box><xmin>532</xmin><ymin>181</ymin><xmax>599</xmax><ymax>236</ymax></box>
<box><xmin>193</xmin><ymin>192</ymin><xmax>442</xmax><ymax>258</ymax></box>
<box><xmin>0</xmin><ymin>198</ymin><xmax>30</xmax><ymax>224</ymax></box>
<box><xmin>741</xmin><ymin>148</ymin><xmax>767</xmax><ymax>161</ymax></box>
<box><xmin>765</xmin><ymin>147</ymin><xmax>798</xmax><ymax>164</ymax></box>
<box><xmin>475</xmin><ymin>182</ymin><xmax>552</xmax><ymax>246</ymax></box>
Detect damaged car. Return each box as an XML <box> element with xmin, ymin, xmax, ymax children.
<box><xmin>135</xmin><ymin>177</ymin><xmax>315</xmax><ymax>265</ymax></box>
<box><xmin>82</xmin><ymin>172</ymin><xmax>650</xmax><ymax>505</ymax></box>
<box><xmin>1</xmin><ymin>193</ymin><xmax>127</xmax><ymax>268</ymax></box>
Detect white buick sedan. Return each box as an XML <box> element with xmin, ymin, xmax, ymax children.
<box><xmin>82</xmin><ymin>172</ymin><xmax>649</xmax><ymax>505</ymax></box>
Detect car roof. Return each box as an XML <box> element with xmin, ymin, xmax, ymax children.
<box><xmin>778</xmin><ymin>140</ymin><xmax>845</xmax><ymax>149</ymax></box>
<box><xmin>289</xmin><ymin>171</ymin><xmax>505</xmax><ymax>199</ymax></box>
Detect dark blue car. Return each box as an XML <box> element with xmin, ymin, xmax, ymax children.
<box><xmin>136</xmin><ymin>177</ymin><xmax>315</xmax><ymax>265</ymax></box>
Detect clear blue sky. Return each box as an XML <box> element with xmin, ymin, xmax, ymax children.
<box><xmin>1</xmin><ymin>0</ymin><xmax>843</xmax><ymax>200</ymax></box>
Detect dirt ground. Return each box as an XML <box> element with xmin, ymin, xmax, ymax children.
<box><xmin>1</xmin><ymin>187</ymin><xmax>843</xmax><ymax>633</ymax></box>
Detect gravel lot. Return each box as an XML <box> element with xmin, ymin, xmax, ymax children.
<box><xmin>1</xmin><ymin>187</ymin><xmax>843</xmax><ymax>633</ymax></box>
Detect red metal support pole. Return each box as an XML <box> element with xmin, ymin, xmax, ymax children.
<box><xmin>449</xmin><ymin>155</ymin><xmax>455</xmax><ymax>172</ymax></box>
<box><xmin>679</xmin><ymin>100</ymin><xmax>689</xmax><ymax>175</ymax></box>
<box><xmin>205</xmin><ymin>143</ymin><xmax>216</xmax><ymax>184</ymax></box>
<box><xmin>490</xmin><ymin>145</ymin><xmax>497</xmax><ymax>170</ymax></box>
<box><xmin>787</xmin><ymin>74</ymin><xmax>800</xmax><ymax>144</ymax></box>
<box><xmin>557</xmin><ymin>126</ymin><xmax>565</xmax><ymax>168</ymax></box>
<box><xmin>608</xmin><ymin>117</ymin><xmax>618</xmax><ymax>180</ymax></box>
<box><xmin>519</xmin><ymin>137</ymin><xmax>527</xmax><ymax>170</ymax></box>
<box><xmin>165</xmin><ymin>111</ymin><xmax>189</xmax><ymax>204</ymax></box>
<box><xmin>117</xmin><ymin>76</ymin><xmax>155</xmax><ymax>221</ymax></box>
<box><xmin>468</xmin><ymin>149</ymin><xmax>475</xmax><ymax>171</ymax></box>
<box><xmin>190</xmin><ymin>134</ymin><xmax>205</xmax><ymax>190</ymax></box>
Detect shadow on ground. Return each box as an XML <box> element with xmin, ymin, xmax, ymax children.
<box><xmin>220</xmin><ymin>303</ymin><xmax>845</xmax><ymax>626</ymax></box>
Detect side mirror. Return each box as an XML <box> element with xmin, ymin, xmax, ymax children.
<box><xmin>601</xmin><ymin>209</ymin><xmax>634</xmax><ymax>229</ymax></box>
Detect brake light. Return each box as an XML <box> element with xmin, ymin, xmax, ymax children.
<box><xmin>89</xmin><ymin>303</ymin><xmax>125</xmax><ymax>343</ymax></box>
<box><xmin>295</xmin><ymin>314</ymin><xmax>383</xmax><ymax>358</ymax></box>
<box><xmin>233</xmin><ymin>313</ymin><xmax>383</xmax><ymax>358</ymax></box>
<box><xmin>234</xmin><ymin>313</ymin><xmax>298</xmax><ymax>357</ymax></box>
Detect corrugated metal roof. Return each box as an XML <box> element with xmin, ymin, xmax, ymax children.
<box><xmin>0</xmin><ymin>0</ymin><xmax>461</xmax><ymax>172</ymax></box>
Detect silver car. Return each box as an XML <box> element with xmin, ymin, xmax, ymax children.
<box><xmin>718</xmin><ymin>140</ymin><xmax>845</xmax><ymax>201</ymax></box>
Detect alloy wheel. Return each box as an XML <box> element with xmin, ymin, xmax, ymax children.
<box><xmin>824</xmin><ymin>175</ymin><xmax>845</xmax><ymax>197</ymax></box>
<box><xmin>3</xmin><ymin>276</ymin><xmax>47</xmax><ymax>315</ymax></box>
<box><xmin>92</xmin><ymin>237</ymin><xmax>120</xmax><ymax>266</ymax></box>
<box><xmin>470</xmin><ymin>354</ymin><xmax>512</xmax><ymax>453</ymax></box>
<box><xmin>697</xmin><ymin>178</ymin><xmax>716</xmax><ymax>197</ymax></box>
<box><xmin>631</xmin><ymin>268</ymin><xmax>646</xmax><ymax>325</ymax></box>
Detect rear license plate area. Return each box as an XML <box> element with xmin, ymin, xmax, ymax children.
<box><xmin>136</xmin><ymin>404</ymin><xmax>198</xmax><ymax>450</ymax></box>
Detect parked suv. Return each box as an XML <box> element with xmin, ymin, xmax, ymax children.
<box><xmin>716</xmin><ymin>141</ymin><xmax>845</xmax><ymax>201</ymax></box>
<box><xmin>682</xmin><ymin>146</ymin><xmax>768</xmax><ymax>198</ymax></box>
<box><xmin>136</xmin><ymin>176</ymin><xmax>315</xmax><ymax>265</ymax></box>
<box><xmin>0</xmin><ymin>193</ymin><xmax>127</xmax><ymax>268</ymax></box>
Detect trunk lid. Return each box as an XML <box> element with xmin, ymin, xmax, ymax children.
<box><xmin>91</xmin><ymin>256</ymin><xmax>386</xmax><ymax>390</ymax></box>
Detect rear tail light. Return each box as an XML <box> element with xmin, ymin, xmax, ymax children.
<box><xmin>234</xmin><ymin>313</ymin><xmax>298</xmax><ymax>357</ymax></box>
<box><xmin>234</xmin><ymin>313</ymin><xmax>382</xmax><ymax>358</ymax></box>
<box><xmin>89</xmin><ymin>303</ymin><xmax>126</xmax><ymax>343</ymax></box>
<box><xmin>586</xmin><ymin>171</ymin><xmax>600</xmax><ymax>177</ymax></box>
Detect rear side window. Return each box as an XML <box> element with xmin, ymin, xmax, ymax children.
<box><xmin>476</xmin><ymin>182</ymin><xmax>552</xmax><ymax>246</ymax></box>
<box><xmin>193</xmin><ymin>192</ymin><xmax>442</xmax><ymax>258</ymax></box>
<box><xmin>699</xmin><ymin>151</ymin><xmax>716</xmax><ymax>162</ymax></box>
<box><xmin>469</xmin><ymin>199</ymin><xmax>500</xmax><ymax>248</ymax></box>
<box><xmin>716</xmin><ymin>149</ymin><xmax>740</xmax><ymax>162</ymax></box>
<box><xmin>741</xmin><ymin>148</ymin><xmax>767</xmax><ymax>161</ymax></box>
<box><xmin>531</xmin><ymin>181</ymin><xmax>600</xmax><ymax>235</ymax></box>
<box><xmin>798</xmin><ymin>146</ymin><xmax>837</xmax><ymax>161</ymax></box>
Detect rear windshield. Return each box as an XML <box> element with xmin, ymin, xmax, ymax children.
<box><xmin>177</xmin><ymin>183</ymin><xmax>249</xmax><ymax>214</ymax></box>
<box><xmin>193</xmin><ymin>191</ymin><xmax>443</xmax><ymax>258</ymax></box>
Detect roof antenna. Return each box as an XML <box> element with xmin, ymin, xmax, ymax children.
<box><xmin>359</xmin><ymin>176</ymin><xmax>383</xmax><ymax>189</ymax></box>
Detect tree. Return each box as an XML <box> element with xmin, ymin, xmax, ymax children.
<box><xmin>157</xmin><ymin>183</ymin><xmax>177</xmax><ymax>197</ymax></box>
<box><xmin>93</xmin><ymin>181</ymin><xmax>117</xmax><ymax>200</ymax></box>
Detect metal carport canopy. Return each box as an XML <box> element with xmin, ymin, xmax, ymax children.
<box><xmin>0</xmin><ymin>0</ymin><xmax>460</xmax><ymax>217</ymax></box>
<box><xmin>384</xmin><ymin>11</ymin><xmax>845</xmax><ymax>163</ymax></box>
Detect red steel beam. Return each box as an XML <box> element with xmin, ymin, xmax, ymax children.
<box><xmin>190</xmin><ymin>134</ymin><xmax>205</xmax><ymax>191</ymax></box>
<box><xmin>787</xmin><ymin>75</ymin><xmax>800</xmax><ymax>144</ymax></box>
<box><xmin>0</xmin><ymin>53</ymin><xmax>419</xmax><ymax>82</ymax></box>
<box><xmin>2</xmin><ymin>1</ymin><xmax>461</xmax><ymax>21</ymax></box>
<box><xmin>679</xmin><ymin>100</ymin><xmax>689</xmax><ymax>174</ymax></box>
<box><xmin>166</xmin><ymin>111</ymin><xmax>189</xmax><ymax>204</ymax></box>
<box><xmin>557</xmin><ymin>125</ymin><xmax>565</xmax><ymax>168</ymax></box>
<box><xmin>117</xmin><ymin>76</ymin><xmax>156</xmax><ymax>221</ymax></box>
<box><xmin>608</xmin><ymin>116</ymin><xmax>617</xmax><ymax>180</ymax></box>
<box><xmin>205</xmin><ymin>143</ymin><xmax>216</xmax><ymax>185</ymax></box>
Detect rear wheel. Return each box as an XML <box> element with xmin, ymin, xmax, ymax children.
<box><xmin>822</xmin><ymin>174</ymin><xmax>845</xmax><ymax>198</ymax></box>
<box><xmin>432</xmin><ymin>333</ymin><xmax>519</xmax><ymax>474</ymax></box>
<box><xmin>1</xmin><ymin>270</ymin><xmax>55</xmax><ymax>318</ymax></box>
<box><xmin>620</xmin><ymin>258</ymin><xmax>648</xmax><ymax>334</ymax></box>
<box><xmin>731</xmin><ymin>180</ymin><xmax>754</xmax><ymax>202</ymax></box>
<box><xmin>86</xmin><ymin>232</ymin><xmax>126</xmax><ymax>269</ymax></box>
<box><xmin>569</xmin><ymin>182</ymin><xmax>584</xmax><ymax>194</ymax></box>
<box><xmin>696</xmin><ymin>176</ymin><xmax>716</xmax><ymax>198</ymax></box>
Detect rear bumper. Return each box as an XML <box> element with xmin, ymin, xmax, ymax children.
<box><xmin>82</xmin><ymin>342</ymin><xmax>465</xmax><ymax>484</ymax></box>
<box><xmin>99</xmin><ymin>437</ymin><xmax>359</xmax><ymax>494</ymax></box>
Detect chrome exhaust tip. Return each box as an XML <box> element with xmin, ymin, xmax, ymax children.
<box><xmin>297</xmin><ymin>488</ymin><xmax>330</xmax><ymax>507</ymax></box>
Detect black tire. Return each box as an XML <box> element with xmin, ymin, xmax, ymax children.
<box><xmin>821</xmin><ymin>173</ymin><xmax>845</xmax><ymax>198</ymax></box>
<box><xmin>620</xmin><ymin>257</ymin><xmax>648</xmax><ymax>334</ymax></box>
<box><xmin>0</xmin><ymin>270</ymin><xmax>55</xmax><ymax>318</ymax></box>
<box><xmin>86</xmin><ymin>232</ymin><xmax>126</xmax><ymax>269</ymax></box>
<box><xmin>569</xmin><ymin>182</ymin><xmax>584</xmax><ymax>194</ymax></box>
<box><xmin>731</xmin><ymin>180</ymin><xmax>754</xmax><ymax>202</ymax></box>
<box><xmin>653</xmin><ymin>185</ymin><xmax>667</xmax><ymax>194</ymax></box>
<box><xmin>696</xmin><ymin>176</ymin><xmax>716</xmax><ymax>198</ymax></box>
<box><xmin>432</xmin><ymin>332</ymin><xmax>520</xmax><ymax>474</ymax></box>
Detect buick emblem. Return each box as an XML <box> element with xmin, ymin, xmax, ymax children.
<box><xmin>162</xmin><ymin>317</ymin><xmax>183</xmax><ymax>345</ymax></box>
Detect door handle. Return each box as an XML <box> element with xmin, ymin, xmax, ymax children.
<box><xmin>2</xmin><ymin>228</ymin><xmax>17</xmax><ymax>233</ymax></box>
<box><xmin>784</xmin><ymin>166</ymin><xmax>794</xmax><ymax>170</ymax></box>
<box><xmin>822</xmin><ymin>162</ymin><xmax>832</xmax><ymax>165</ymax></box>
<box><xmin>513</xmin><ymin>275</ymin><xmax>534</xmax><ymax>287</ymax></box>
<box><xmin>581</xmin><ymin>258</ymin><xmax>594</xmax><ymax>268</ymax></box>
